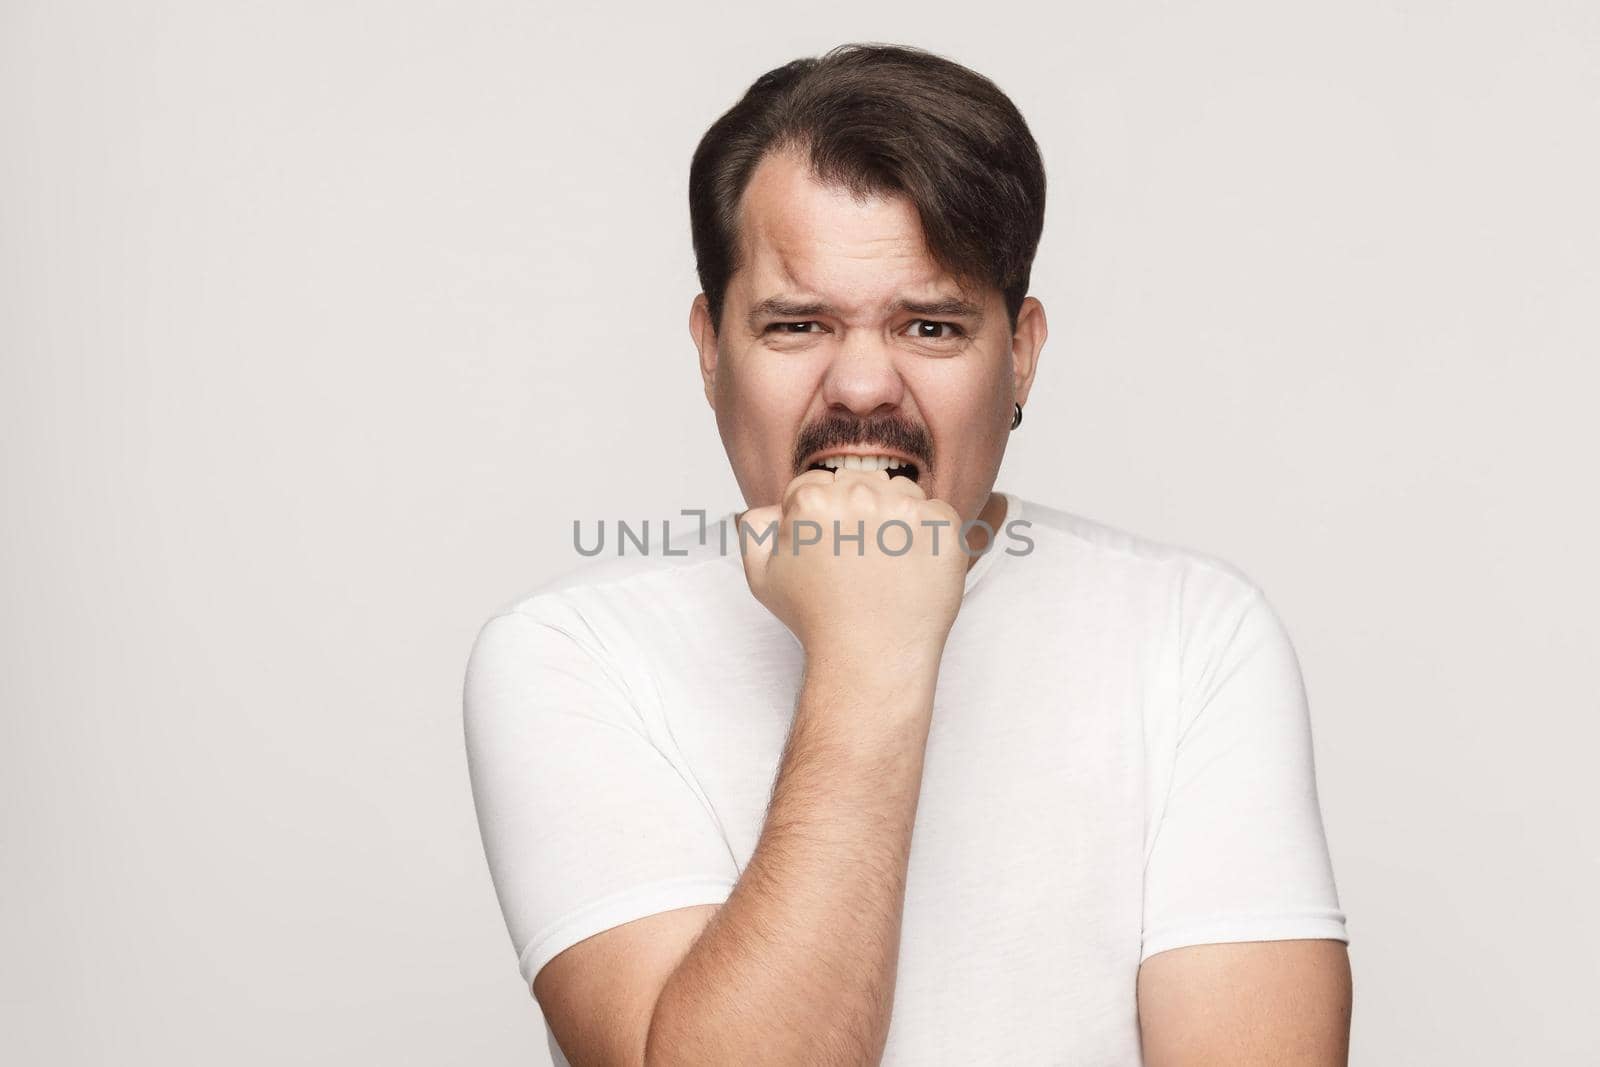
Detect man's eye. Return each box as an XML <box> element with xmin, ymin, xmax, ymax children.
<box><xmin>907</xmin><ymin>320</ymin><xmax>965</xmax><ymax>340</ymax></box>
<box><xmin>767</xmin><ymin>321</ymin><xmax>821</xmax><ymax>334</ymax></box>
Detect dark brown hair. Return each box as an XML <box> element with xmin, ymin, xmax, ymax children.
<box><xmin>689</xmin><ymin>43</ymin><xmax>1047</xmax><ymax>335</ymax></box>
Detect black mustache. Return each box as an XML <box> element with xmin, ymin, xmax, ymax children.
<box><xmin>792</xmin><ymin>412</ymin><xmax>932</xmax><ymax>474</ymax></box>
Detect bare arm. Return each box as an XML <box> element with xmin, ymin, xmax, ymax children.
<box><xmin>643</xmin><ymin>652</ymin><xmax>938</xmax><ymax>1067</ymax></box>
<box><xmin>1137</xmin><ymin>939</ymin><xmax>1352</xmax><ymax>1065</ymax></box>
<box><xmin>644</xmin><ymin>470</ymin><xmax>961</xmax><ymax>1067</ymax></box>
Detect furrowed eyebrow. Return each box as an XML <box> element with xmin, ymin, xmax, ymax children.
<box><xmin>892</xmin><ymin>297</ymin><xmax>984</xmax><ymax>319</ymax></box>
<box><xmin>747</xmin><ymin>298</ymin><xmax>835</xmax><ymax>332</ymax></box>
<box><xmin>747</xmin><ymin>295</ymin><xmax>984</xmax><ymax>333</ymax></box>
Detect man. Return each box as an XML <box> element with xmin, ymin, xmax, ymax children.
<box><xmin>465</xmin><ymin>43</ymin><xmax>1351</xmax><ymax>1066</ymax></box>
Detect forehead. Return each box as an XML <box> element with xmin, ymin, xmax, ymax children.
<box><xmin>734</xmin><ymin>147</ymin><xmax>967</xmax><ymax>311</ymax></box>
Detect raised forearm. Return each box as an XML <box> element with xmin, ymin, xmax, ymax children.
<box><xmin>644</xmin><ymin>658</ymin><xmax>937</xmax><ymax>1067</ymax></box>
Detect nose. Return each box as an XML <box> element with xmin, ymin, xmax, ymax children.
<box><xmin>818</xmin><ymin>331</ymin><xmax>905</xmax><ymax>418</ymax></box>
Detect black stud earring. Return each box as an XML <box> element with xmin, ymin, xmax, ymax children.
<box><xmin>1010</xmin><ymin>402</ymin><xmax>1023</xmax><ymax>430</ymax></box>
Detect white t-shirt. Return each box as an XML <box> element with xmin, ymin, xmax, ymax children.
<box><xmin>463</xmin><ymin>492</ymin><xmax>1349</xmax><ymax>1065</ymax></box>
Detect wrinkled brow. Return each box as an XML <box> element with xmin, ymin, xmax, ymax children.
<box><xmin>746</xmin><ymin>295</ymin><xmax>985</xmax><ymax>332</ymax></box>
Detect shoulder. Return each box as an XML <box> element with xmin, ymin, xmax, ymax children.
<box><xmin>468</xmin><ymin>517</ymin><xmax>748</xmax><ymax>669</ymax></box>
<box><xmin>1005</xmin><ymin>494</ymin><xmax>1265</xmax><ymax>607</ymax></box>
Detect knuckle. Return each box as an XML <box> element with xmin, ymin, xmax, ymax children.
<box><xmin>846</xmin><ymin>481</ymin><xmax>877</xmax><ymax>506</ymax></box>
<box><xmin>784</xmin><ymin>469</ymin><xmax>828</xmax><ymax>495</ymax></box>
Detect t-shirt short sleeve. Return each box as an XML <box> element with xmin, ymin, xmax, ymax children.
<box><xmin>1140</xmin><ymin>569</ymin><xmax>1349</xmax><ymax>963</ymax></box>
<box><xmin>463</xmin><ymin>600</ymin><xmax>740</xmax><ymax>989</ymax></box>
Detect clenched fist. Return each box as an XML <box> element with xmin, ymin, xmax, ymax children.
<box><xmin>738</xmin><ymin>468</ymin><xmax>969</xmax><ymax>674</ymax></box>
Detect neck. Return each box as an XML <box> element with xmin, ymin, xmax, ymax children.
<box><xmin>965</xmin><ymin>490</ymin><xmax>1008</xmax><ymax>569</ymax></box>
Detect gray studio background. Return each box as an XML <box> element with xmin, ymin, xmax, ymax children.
<box><xmin>4</xmin><ymin>1</ymin><xmax>1596</xmax><ymax>1063</ymax></box>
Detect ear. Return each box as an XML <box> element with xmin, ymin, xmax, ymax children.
<box><xmin>1009</xmin><ymin>296</ymin><xmax>1048</xmax><ymax>409</ymax></box>
<box><xmin>689</xmin><ymin>293</ymin><xmax>720</xmax><ymax>409</ymax></box>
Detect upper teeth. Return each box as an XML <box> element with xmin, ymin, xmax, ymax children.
<box><xmin>816</xmin><ymin>454</ymin><xmax>909</xmax><ymax>471</ymax></box>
